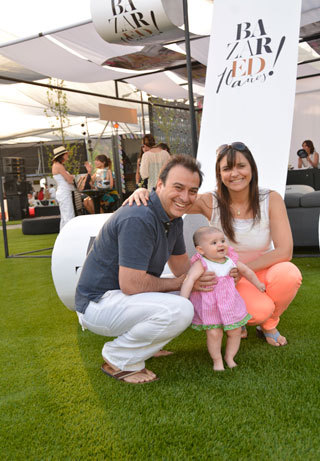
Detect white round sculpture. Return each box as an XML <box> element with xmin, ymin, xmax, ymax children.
<box><xmin>51</xmin><ymin>214</ymin><xmax>113</xmax><ymax>311</ymax></box>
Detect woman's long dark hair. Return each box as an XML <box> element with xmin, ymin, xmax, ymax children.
<box><xmin>215</xmin><ymin>145</ymin><xmax>260</xmax><ymax>242</ymax></box>
<box><xmin>53</xmin><ymin>156</ymin><xmax>64</xmax><ymax>164</ymax></box>
<box><xmin>137</xmin><ymin>145</ymin><xmax>144</xmax><ymax>162</ymax></box>
<box><xmin>95</xmin><ymin>154</ymin><xmax>112</xmax><ymax>169</ymax></box>
<box><xmin>142</xmin><ymin>134</ymin><xmax>155</xmax><ymax>148</ymax></box>
<box><xmin>303</xmin><ymin>140</ymin><xmax>315</xmax><ymax>154</ymax></box>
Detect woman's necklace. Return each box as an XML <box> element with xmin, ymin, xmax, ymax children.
<box><xmin>231</xmin><ymin>203</ymin><xmax>246</xmax><ymax>217</ymax></box>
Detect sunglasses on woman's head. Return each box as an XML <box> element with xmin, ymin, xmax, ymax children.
<box><xmin>216</xmin><ymin>142</ymin><xmax>248</xmax><ymax>157</ymax></box>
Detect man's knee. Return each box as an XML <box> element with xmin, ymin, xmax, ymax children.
<box><xmin>174</xmin><ymin>297</ymin><xmax>194</xmax><ymax>330</ymax></box>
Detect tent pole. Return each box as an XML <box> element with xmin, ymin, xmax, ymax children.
<box><xmin>0</xmin><ymin>20</ymin><xmax>92</xmax><ymax>48</ymax></box>
<box><xmin>0</xmin><ymin>75</ymin><xmax>196</xmax><ymax>112</ymax></box>
<box><xmin>182</xmin><ymin>0</ymin><xmax>198</xmax><ymax>158</ymax></box>
<box><xmin>0</xmin><ymin>175</ymin><xmax>9</xmax><ymax>258</ymax></box>
<box><xmin>140</xmin><ymin>91</ymin><xmax>146</xmax><ymax>136</ymax></box>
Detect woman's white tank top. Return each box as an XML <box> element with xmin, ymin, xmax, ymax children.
<box><xmin>210</xmin><ymin>189</ymin><xmax>273</xmax><ymax>264</ymax></box>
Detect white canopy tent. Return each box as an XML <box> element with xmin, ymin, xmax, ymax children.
<box><xmin>0</xmin><ymin>0</ymin><xmax>319</xmax><ymax>163</ymax></box>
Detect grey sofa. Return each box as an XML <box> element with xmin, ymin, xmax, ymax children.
<box><xmin>285</xmin><ymin>190</ymin><xmax>320</xmax><ymax>248</ymax></box>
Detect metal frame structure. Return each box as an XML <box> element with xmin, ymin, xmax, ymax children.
<box><xmin>1</xmin><ymin>6</ymin><xmax>320</xmax><ymax>257</ymax></box>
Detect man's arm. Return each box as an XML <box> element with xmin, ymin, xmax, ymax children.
<box><xmin>167</xmin><ymin>253</ymin><xmax>190</xmax><ymax>277</ymax></box>
<box><xmin>119</xmin><ymin>266</ymin><xmax>185</xmax><ymax>295</ymax></box>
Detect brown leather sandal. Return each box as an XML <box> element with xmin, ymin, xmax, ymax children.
<box><xmin>101</xmin><ymin>363</ymin><xmax>159</xmax><ymax>383</ymax></box>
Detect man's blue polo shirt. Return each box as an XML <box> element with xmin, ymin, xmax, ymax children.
<box><xmin>75</xmin><ymin>191</ymin><xmax>186</xmax><ymax>313</ymax></box>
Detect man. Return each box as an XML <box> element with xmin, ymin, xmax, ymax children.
<box><xmin>75</xmin><ymin>154</ymin><xmax>203</xmax><ymax>384</ymax></box>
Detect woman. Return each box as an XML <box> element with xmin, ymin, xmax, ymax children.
<box><xmin>83</xmin><ymin>154</ymin><xmax>114</xmax><ymax>214</ymax></box>
<box><xmin>140</xmin><ymin>142</ymin><xmax>171</xmax><ymax>192</ymax></box>
<box><xmin>135</xmin><ymin>134</ymin><xmax>156</xmax><ymax>188</ymax></box>
<box><xmin>52</xmin><ymin>146</ymin><xmax>75</xmax><ymax>230</ymax></box>
<box><xmin>135</xmin><ymin>146</ymin><xmax>148</xmax><ymax>189</ymax></box>
<box><xmin>125</xmin><ymin>143</ymin><xmax>302</xmax><ymax>346</ymax></box>
<box><xmin>298</xmin><ymin>140</ymin><xmax>319</xmax><ymax>169</ymax></box>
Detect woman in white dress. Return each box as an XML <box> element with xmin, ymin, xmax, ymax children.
<box><xmin>51</xmin><ymin>146</ymin><xmax>75</xmax><ymax>230</ymax></box>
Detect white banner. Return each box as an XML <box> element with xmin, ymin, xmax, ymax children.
<box><xmin>91</xmin><ymin>0</ymin><xmax>184</xmax><ymax>45</ymax></box>
<box><xmin>197</xmin><ymin>0</ymin><xmax>302</xmax><ymax>196</ymax></box>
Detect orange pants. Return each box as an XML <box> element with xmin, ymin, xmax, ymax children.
<box><xmin>236</xmin><ymin>262</ymin><xmax>302</xmax><ymax>330</ymax></box>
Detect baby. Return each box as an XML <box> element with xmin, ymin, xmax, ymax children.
<box><xmin>180</xmin><ymin>226</ymin><xmax>265</xmax><ymax>371</ymax></box>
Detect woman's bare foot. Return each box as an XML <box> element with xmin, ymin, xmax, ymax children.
<box><xmin>213</xmin><ymin>357</ymin><xmax>225</xmax><ymax>371</ymax></box>
<box><xmin>224</xmin><ymin>356</ymin><xmax>238</xmax><ymax>368</ymax></box>
<box><xmin>153</xmin><ymin>350</ymin><xmax>173</xmax><ymax>357</ymax></box>
<box><xmin>260</xmin><ymin>327</ymin><xmax>288</xmax><ymax>346</ymax></box>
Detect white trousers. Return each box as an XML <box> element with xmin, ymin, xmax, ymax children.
<box><xmin>81</xmin><ymin>290</ymin><xmax>194</xmax><ymax>371</ymax></box>
<box><xmin>56</xmin><ymin>189</ymin><xmax>75</xmax><ymax>230</ymax></box>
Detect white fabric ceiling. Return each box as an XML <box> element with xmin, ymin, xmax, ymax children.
<box><xmin>0</xmin><ymin>30</ymin><xmax>143</xmax><ymax>83</ymax></box>
<box><xmin>0</xmin><ymin>0</ymin><xmax>320</xmax><ymax>143</ymax></box>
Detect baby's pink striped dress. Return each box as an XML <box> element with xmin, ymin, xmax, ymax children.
<box><xmin>190</xmin><ymin>249</ymin><xmax>251</xmax><ymax>331</ymax></box>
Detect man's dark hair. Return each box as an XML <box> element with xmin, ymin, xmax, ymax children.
<box><xmin>158</xmin><ymin>154</ymin><xmax>203</xmax><ymax>188</ymax></box>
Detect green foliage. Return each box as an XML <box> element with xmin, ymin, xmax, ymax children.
<box><xmin>1</xmin><ymin>230</ymin><xmax>320</xmax><ymax>460</ymax></box>
<box><xmin>149</xmin><ymin>97</ymin><xmax>194</xmax><ymax>155</ymax></box>
<box><xmin>44</xmin><ymin>78</ymin><xmax>81</xmax><ymax>175</ymax></box>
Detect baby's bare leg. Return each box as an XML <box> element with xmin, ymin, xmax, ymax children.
<box><xmin>225</xmin><ymin>327</ymin><xmax>241</xmax><ymax>368</ymax></box>
<box><xmin>206</xmin><ymin>328</ymin><xmax>224</xmax><ymax>371</ymax></box>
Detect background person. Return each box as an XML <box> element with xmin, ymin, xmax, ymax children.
<box><xmin>48</xmin><ymin>183</ymin><xmax>56</xmax><ymax>200</ymax></box>
<box><xmin>135</xmin><ymin>146</ymin><xmax>148</xmax><ymax>189</ymax></box>
<box><xmin>83</xmin><ymin>154</ymin><xmax>114</xmax><ymax>214</ymax></box>
<box><xmin>75</xmin><ymin>155</ymin><xmax>203</xmax><ymax>384</ymax></box>
<box><xmin>27</xmin><ymin>191</ymin><xmax>36</xmax><ymax>207</ymax></box>
<box><xmin>135</xmin><ymin>134</ymin><xmax>156</xmax><ymax>189</ymax></box>
<box><xmin>37</xmin><ymin>187</ymin><xmax>44</xmax><ymax>201</ymax></box>
<box><xmin>51</xmin><ymin>146</ymin><xmax>75</xmax><ymax>230</ymax></box>
<box><xmin>140</xmin><ymin>142</ymin><xmax>171</xmax><ymax>192</ymax></box>
<box><xmin>126</xmin><ymin>142</ymin><xmax>302</xmax><ymax>347</ymax></box>
<box><xmin>298</xmin><ymin>140</ymin><xmax>319</xmax><ymax>169</ymax></box>
<box><xmin>181</xmin><ymin>226</ymin><xmax>265</xmax><ymax>371</ymax></box>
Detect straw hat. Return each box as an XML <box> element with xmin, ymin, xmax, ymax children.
<box><xmin>53</xmin><ymin>146</ymin><xmax>68</xmax><ymax>160</ymax></box>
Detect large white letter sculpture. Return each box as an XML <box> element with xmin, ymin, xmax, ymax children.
<box><xmin>197</xmin><ymin>0</ymin><xmax>302</xmax><ymax>196</ymax></box>
<box><xmin>51</xmin><ymin>214</ymin><xmax>113</xmax><ymax>310</ymax></box>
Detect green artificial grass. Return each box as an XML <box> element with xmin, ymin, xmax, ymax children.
<box><xmin>1</xmin><ymin>229</ymin><xmax>320</xmax><ymax>460</ymax></box>
<box><xmin>5</xmin><ymin>220</ymin><xmax>22</xmax><ymax>226</ymax></box>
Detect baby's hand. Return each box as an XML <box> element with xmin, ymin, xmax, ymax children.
<box><xmin>258</xmin><ymin>282</ymin><xmax>266</xmax><ymax>292</ymax></box>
